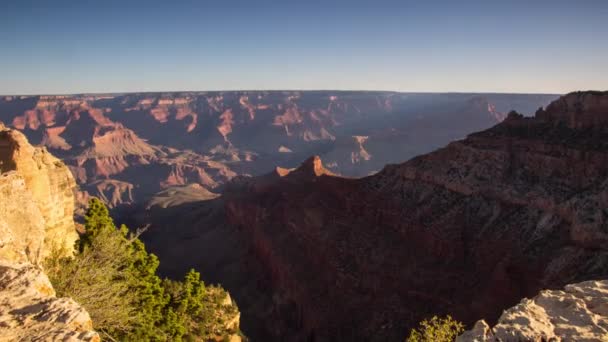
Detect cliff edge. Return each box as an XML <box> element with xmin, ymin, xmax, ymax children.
<box><xmin>0</xmin><ymin>261</ymin><xmax>99</xmax><ymax>341</ymax></box>
<box><xmin>0</xmin><ymin>122</ymin><xmax>78</xmax><ymax>262</ymax></box>
<box><xmin>0</xmin><ymin>122</ymin><xmax>98</xmax><ymax>341</ymax></box>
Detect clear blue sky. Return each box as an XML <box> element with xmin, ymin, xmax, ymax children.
<box><xmin>1</xmin><ymin>0</ymin><xmax>606</xmax><ymax>95</ymax></box>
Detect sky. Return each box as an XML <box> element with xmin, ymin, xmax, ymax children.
<box><xmin>1</xmin><ymin>0</ymin><xmax>607</xmax><ymax>95</ymax></box>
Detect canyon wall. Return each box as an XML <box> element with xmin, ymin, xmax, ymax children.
<box><xmin>138</xmin><ymin>92</ymin><xmax>607</xmax><ymax>341</ymax></box>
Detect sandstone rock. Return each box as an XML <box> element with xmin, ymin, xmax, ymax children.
<box><xmin>457</xmin><ymin>320</ymin><xmax>493</xmax><ymax>342</ymax></box>
<box><xmin>0</xmin><ymin>172</ymin><xmax>46</xmax><ymax>263</ymax></box>
<box><xmin>0</xmin><ymin>125</ymin><xmax>78</xmax><ymax>262</ymax></box>
<box><xmin>0</xmin><ymin>125</ymin><xmax>97</xmax><ymax>341</ymax></box>
<box><xmin>457</xmin><ymin>280</ymin><xmax>608</xmax><ymax>342</ymax></box>
<box><xmin>0</xmin><ymin>261</ymin><xmax>99</xmax><ymax>342</ymax></box>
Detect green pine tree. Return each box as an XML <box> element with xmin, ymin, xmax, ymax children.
<box><xmin>46</xmin><ymin>198</ymin><xmax>241</xmax><ymax>341</ymax></box>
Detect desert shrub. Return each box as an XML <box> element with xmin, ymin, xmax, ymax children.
<box><xmin>45</xmin><ymin>220</ymin><xmax>139</xmax><ymax>335</ymax></box>
<box><xmin>46</xmin><ymin>198</ymin><xmax>239</xmax><ymax>341</ymax></box>
<box><xmin>406</xmin><ymin>315</ymin><xmax>464</xmax><ymax>342</ymax></box>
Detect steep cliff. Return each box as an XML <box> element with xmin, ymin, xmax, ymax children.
<box><xmin>137</xmin><ymin>91</ymin><xmax>608</xmax><ymax>341</ymax></box>
<box><xmin>457</xmin><ymin>280</ymin><xmax>608</xmax><ymax>341</ymax></box>
<box><xmin>0</xmin><ymin>123</ymin><xmax>98</xmax><ymax>341</ymax></box>
<box><xmin>0</xmin><ymin>123</ymin><xmax>78</xmax><ymax>262</ymax></box>
<box><xmin>537</xmin><ymin>91</ymin><xmax>608</xmax><ymax>129</ymax></box>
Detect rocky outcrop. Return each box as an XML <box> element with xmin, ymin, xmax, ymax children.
<box><xmin>285</xmin><ymin>155</ymin><xmax>336</xmax><ymax>179</ymax></box>
<box><xmin>537</xmin><ymin>91</ymin><xmax>608</xmax><ymax>129</ymax></box>
<box><xmin>457</xmin><ymin>280</ymin><xmax>608</xmax><ymax>342</ymax></box>
<box><xmin>0</xmin><ymin>261</ymin><xmax>99</xmax><ymax>342</ymax></box>
<box><xmin>0</xmin><ymin>123</ymin><xmax>98</xmax><ymax>341</ymax></box>
<box><xmin>0</xmin><ymin>123</ymin><xmax>78</xmax><ymax>262</ymax></box>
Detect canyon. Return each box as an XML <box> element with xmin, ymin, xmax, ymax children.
<box><xmin>134</xmin><ymin>91</ymin><xmax>608</xmax><ymax>341</ymax></box>
<box><xmin>0</xmin><ymin>92</ymin><xmax>557</xmax><ymax>212</ymax></box>
<box><xmin>2</xmin><ymin>91</ymin><xmax>606</xmax><ymax>341</ymax></box>
<box><xmin>0</xmin><ymin>120</ymin><xmax>245</xmax><ymax>341</ymax></box>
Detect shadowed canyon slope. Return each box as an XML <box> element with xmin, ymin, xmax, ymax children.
<box><xmin>136</xmin><ymin>92</ymin><xmax>608</xmax><ymax>341</ymax></box>
<box><xmin>0</xmin><ymin>92</ymin><xmax>557</xmax><ymax>210</ymax></box>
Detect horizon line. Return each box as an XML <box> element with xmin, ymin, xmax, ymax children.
<box><xmin>0</xmin><ymin>88</ymin><xmax>571</xmax><ymax>97</ymax></box>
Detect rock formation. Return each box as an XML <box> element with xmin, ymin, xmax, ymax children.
<box><xmin>0</xmin><ymin>123</ymin><xmax>78</xmax><ymax>262</ymax></box>
<box><xmin>537</xmin><ymin>91</ymin><xmax>608</xmax><ymax>129</ymax></box>
<box><xmin>457</xmin><ymin>280</ymin><xmax>608</xmax><ymax>341</ymax></box>
<box><xmin>0</xmin><ymin>123</ymin><xmax>98</xmax><ymax>341</ymax></box>
<box><xmin>0</xmin><ymin>261</ymin><xmax>99</xmax><ymax>342</ymax></box>
<box><xmin>136</xmin><ymin>91</ymin><xmax>608</xmax><ymax>341</ymax></box>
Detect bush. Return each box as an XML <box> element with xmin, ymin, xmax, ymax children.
<box><xmin>45</xmin><ymin>220</ymin><xmax>139</xmax><ymax>335</ymax></box>
<box><xmin>45</xmin><ymin>198</ymin><xmax>240</xmax><ymax>341</ymax></box>
<box><xmin>406</xmin><ymin>315</ymin><xmax>464</xmax><ymax>342</ymax></box>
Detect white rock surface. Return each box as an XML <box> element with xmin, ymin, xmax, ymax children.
<box><xmin>457</xmin><ymin>280</ymin><xmax>608</xmax><ymax>342</ymax></box>
<box><xmin>0</xmin><ymin>261</ymin><xmax>99</xmax><ymax>341</ymax></box>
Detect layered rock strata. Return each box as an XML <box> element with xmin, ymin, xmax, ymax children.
<box><xmin>0</xmin><ymin>123</ymin><xmax>78</xmax><ymax>262</ymax></box>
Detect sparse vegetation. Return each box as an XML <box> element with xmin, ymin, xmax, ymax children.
<box><xmin>45</xmin><ymin>198</ymin><xmax>240</xmax><ymax>341</ymax></box>
<box><xmin>406</xmin><ymin>315</ymin><xmax>464</xmax><ymax>342</ymax></box>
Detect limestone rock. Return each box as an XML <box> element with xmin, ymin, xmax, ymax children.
<box><xmin>0</xmin><ymin>125</ymin><xmax>78</xmax><ymax>262</ymax></box>
<box><xmin>0</xmin><ymin>124</ymin><xmax>97</xmax><ymax>341</ymax></box>
<box><xmin>457</xmin><ymin>280</ymin><xmax>608</xmax><ymax>342</ymax></box>
<box><xmin>0</xmin><ymin>261</ymin><xmax>99</xmax><ymax>341</ymax></box>
<box><xmin>457</xmin><ymin>320</ymin><xmax>493</xmax><ymax>342</ymax></box>
<box><xmin>0</xmin><ymin>172</ymin><xmax>45</xmax><ymax>263</ymax></box>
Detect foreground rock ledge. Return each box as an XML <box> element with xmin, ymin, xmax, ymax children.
<box><xmin>0</xmin><ymin>124</ymin><xmax>97</xmax><ymax>341</ymax></box>
<box><xmin>0</xmin><ymin>261</ymin><xmax>99</xmax><ymax>341</ymax></box>
<box><xmin>457</xmin><ymin>280</ymin><xmax>608</xmax><ymax>342</ymax></box>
